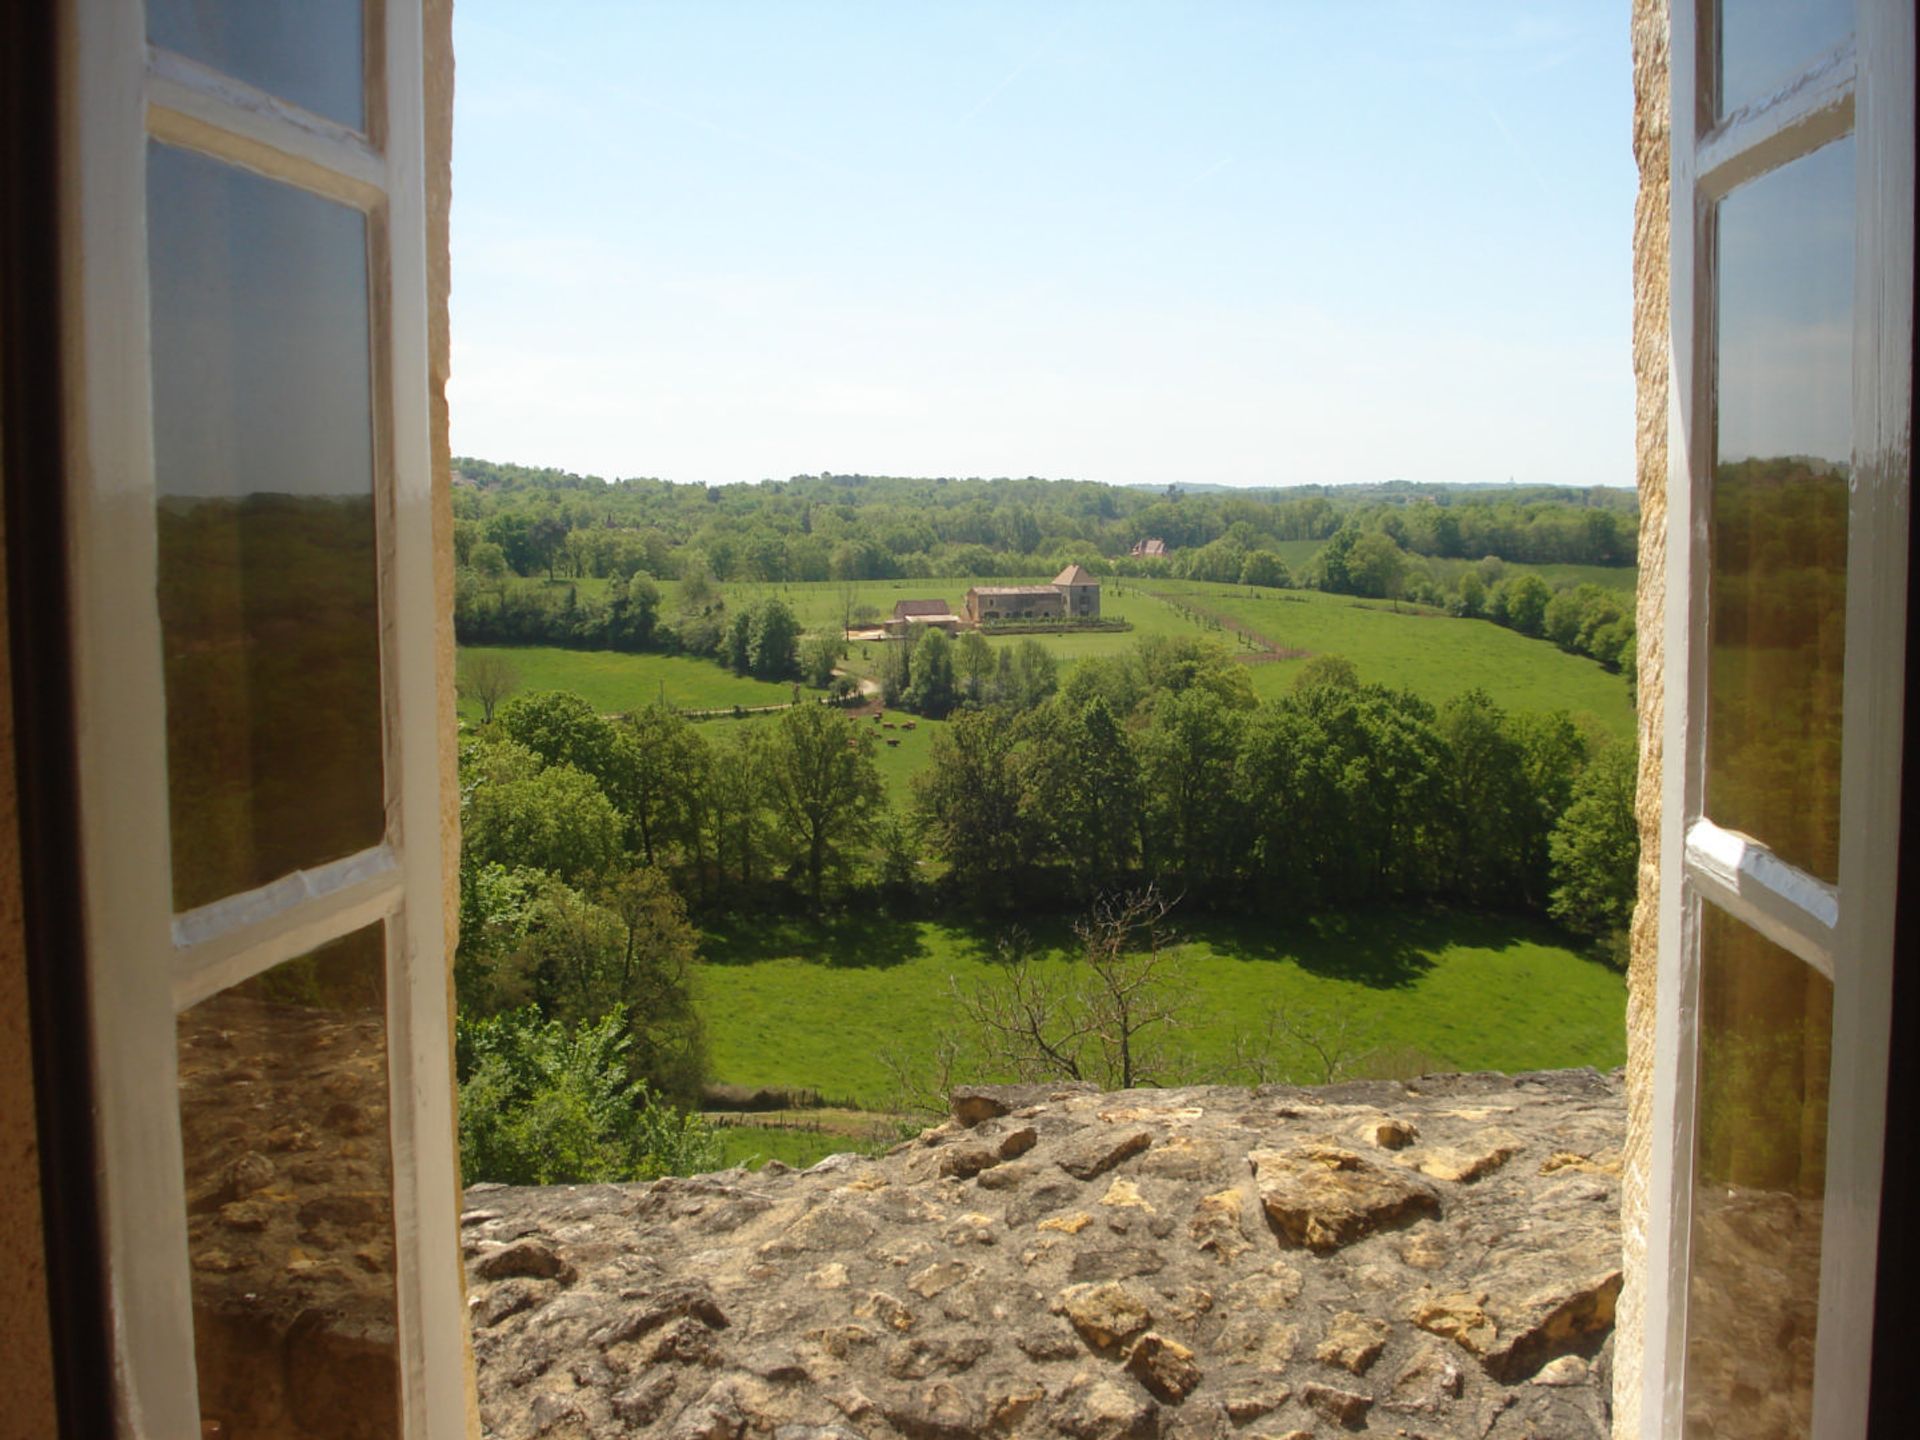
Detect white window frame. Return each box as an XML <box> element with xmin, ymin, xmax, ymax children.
<box><xmin>57</xmin><ymin>2</ymin><xmax>467</xmax><ymax>1434</ymax></box>
<box><xmin>1644</xmin><ymin>2</ymin><xmax>1913</xmax><ymax>1437</ymax></box>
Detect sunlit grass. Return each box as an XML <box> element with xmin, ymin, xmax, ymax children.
<box><xmin>694</xmin><ymin>909</ymin><xmax>1626</xmax><ymax>1110</ymax></box>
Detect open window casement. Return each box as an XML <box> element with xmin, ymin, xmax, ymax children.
<box><xmin>60</xmin><ymin>1</ymin><xmax>468</xmax><ymax>1433</ymax></box>
<box><xmin>1646</xmin><ymin>1</ymin><xmax>1912</xmax><ymax>1437</ymax></box>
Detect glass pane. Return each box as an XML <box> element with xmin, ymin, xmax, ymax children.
<box><xmin>1683</xmin><ymin>905</ymin><xmax>1830</xmax><ymax>1440</ymax></box>
<box><xmin>149</xmin><ymin>0</ymin><xmax>364</xmax><ymax>130</ymax></box>
<box><xmin>148</xmin><ymin>143</ymin><xmax>385</xmax><ymax>912</ymax></box>
<box><xmin>1705</xmin><ymin>137</ymin><xmax>1852</xmax><ymax>882</ymax></box>
<box><xmin>177</xmin><ymin>925</ymin><xmax>400</xmax><ymax>1439</ymax></box>
<box><xmin>1718</xmin><ymin>0</ymin><xmax>1851</xmax><ymax>117</ymax></box>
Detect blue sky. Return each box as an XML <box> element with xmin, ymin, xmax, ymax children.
<box><xmin>449</xmin><ymin>2</ymin><xmax>1636</xmax><ymax>489</ymax></box>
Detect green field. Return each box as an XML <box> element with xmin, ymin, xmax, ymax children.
<box><xmin>456</xmin><ymin>645</ymin><xmax>806</xmax><ymax>719</ymax></box>
<box><xmin>1139</xmin><ymin>581</ymin><xmax>1634</xmax><ymax>739</ymax></box>
<box><xmin>694</xmin><ymin>910</ymin><xmax>1627</xmax><ymax>1110</ymax></box>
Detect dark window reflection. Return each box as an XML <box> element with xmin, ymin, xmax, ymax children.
<box><xmin>1684</xmin><ymin>905</ymin><xmax>1829</xmax><ymax>1440</ymax></box>
<box><xmin>149</xmin><ymin>0</ymin><xmax>365</xmax><ymax>131</ymax></box>
<box><xmin>148</xmin><ymin>143</ymin><xmax>385</xmax><ymax>912</ymax></box>
<box><xmin>1718</xmin><ymin>0</ymin><xmax>1851</xmax><ymax>117</ymax></box>
<box><xmin>178</xmin><ymin>926</ymin><xmax>400</xmax><ymax>1440</ymax></box>
<box><xmin>1706</xmin><ymin>137</ymin><xmax>1852</xmax><ymax>882</ymax></box>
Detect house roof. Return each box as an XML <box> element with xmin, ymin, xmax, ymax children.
<box><xmin>1052</xmin><ymin>564</ymin><xmax>1098</xmax><ymax>586</ymax></box>
<box><xmin>1131</xmin><ymin>538</ymin><xmax>1168</xmax><ymax>556</ymax></box>
<box><xmin>968</xmin><ymin>585</ymin><xmax>1062</xmax><ymax>598</ymax></box>
<box><xmin>893</xmin><ymin>599</ymin><xmax>954</xmax><ymax>618</ymax></box>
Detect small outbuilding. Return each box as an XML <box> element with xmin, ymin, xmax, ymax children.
<box><xmin>887</xmin><ymin>599</ymin><xmax>963</xmax><ymax>636</ymax></box>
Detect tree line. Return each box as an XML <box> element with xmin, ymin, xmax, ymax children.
<box><xmin>910</xmin><ymin>644</ymin><xmax>1636</xmax><ymax>941</ymax></box>
<box><xmin>451</xmin><ymin>459</ymin><xmax>1636</xmax><ymax>589</ymax></box>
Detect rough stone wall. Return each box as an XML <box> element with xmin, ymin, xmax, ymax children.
<box><xmin>463</xmin><ymin>1073</ymin><xmax>1627</xmax><ymax>1440</ymax></box>
<box><xmin>1619</xmin><ymin>1</ymin><xmax>1670</xmax><ymax>1435</ymax></box>
<box><xmin>0</xmin><ymin>471</ymin><xmax>59</xmax><ymax>1440</ymax></box>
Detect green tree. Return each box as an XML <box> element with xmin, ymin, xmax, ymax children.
<box><xmin>1139</xmin><ymin>687</ymin><xmax>1245</xmax><ymax>887</ymax></box>
<box><xmin>913</xmin><ymin>709</ymin><xmax>1030</xmax><ymax>898</ymax></box>
<box><xmin>1499</xmin><ymin>574</ymin><xmax>1552</xmax><ymax>636</ymax></box>
<box><xmin>1347</xmin><ymin>530</ymin><xmax>1409</xmax><ymax>602</ymax></box>
<box><xmin>458</xmin><ymin>652</ymin><xmax>521</xmax><ymax>724</ymax></box>
<box><xmin>456</xmin><ymin>1007</ymin><xmax>719</xmax><ymax>1185</ymax></box>
<box><xmin>1238</xmin><ymin>550</ymin><xmax>1290</xmax><ymax>588</ymax></box>
<box><xmin>801</xmin><ymin>631</ymin><xmax>844</xmax><ymax>689</ymax></box>
<box><xmin>904</xmin><ymin>626</ymin><xmax>959</xmax><ymax>717</ymax></box>
<box><xmin>956</xmin><ymin>630</ymin><xmax>994</xmax><ymax>705</ymax></box>
<box><xmin>470</xmin><ymin>540</ymin><xmax>509</xmax><ymax>588</ymax></box>
<box><xmin>747</xmin><ymin>597</ymin><xmax>802</xmax><ymax>679</ymax></box>
<box><xmin>880</xmin><ymin>637</ymin><xmax>913</xmax><ymax>707</ymax></box>
<box><xmin>497</xmin><ymin>690</ymin><xmax>618</xmax><ymax>783</ymax></box>
<box><xmin>1435</xmin><ymin>690</ymin><xmax>1532</xmax><ymax>905</ymax></box>
<box><xmin>607</xmin><ymin>706</ymin><xmax>706</xmax><ymax>866</ymax></box>
<box><xmin>765</xmin><ymin>704</ymin><xmax>885</xmax><ymax>906</ymax></box>
<box><xmin>461</xmin><ymin>744</ymin><xmax>624</xmax><ymax>882</ymax></box>
<box><xmin>1019</xmin><ymin>696</ymin><xmax>1142</xmax><ymax>894</ymax></box>
<box><xmin>705</xmin><ymin>725</ymin><xmax>776</xmax><ymax>893</ymax></box>
<box><xmin>1008</xmin><ymin>638</ymin><xmax>1061</xmax><ymax>711</ymax></box>
<box><xmin>1548</xmin><ymin>743</ymin><xmax>1639</xmax><ymax>945</ymax></box>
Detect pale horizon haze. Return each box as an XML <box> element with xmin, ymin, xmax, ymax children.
<box><xmin>450</xmin><ymin>2</ymin><xmax>1636</xmax><ymax>490</ymax></box>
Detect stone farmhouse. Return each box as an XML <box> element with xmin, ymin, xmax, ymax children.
<box><xmin>963</xmin><ymin>564</ymin><xmax>1101</xmax><ymax>624</ymax></box>
<box><xmin>884</xmin><ymin>598</ymin><xmax>963</xmax><ymax>637</ymax></box>
<box><xmin>1130</xmin><ymin>537</ymin><xmax>1169</xmax><ymax>558</ymax></box>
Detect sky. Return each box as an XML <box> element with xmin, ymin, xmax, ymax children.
<box><xmin>449</xmin><ymin>1</ymin><xmax>1637</xmax><ymax>490</ymax></box>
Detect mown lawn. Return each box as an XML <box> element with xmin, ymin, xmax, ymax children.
<box><xmin>455</xmin><ymin>645</ymin><xmax>807</xmax><ymax>719</ymax></box>
<box><xmin>693</xmin><ymin>909</ymin><xmax>1626</xmax><ymax>1110</ymax></box>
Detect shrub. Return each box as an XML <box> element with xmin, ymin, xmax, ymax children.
<box><xmin>456</xmin><ymin>1006</ymin><xmax>720</xmax><ymax>1185</ymax></box>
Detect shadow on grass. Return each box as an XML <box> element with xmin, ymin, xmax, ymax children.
<box><xmin>701</xmin><ymin>910</ymin><xmax>987</xmax><ymax>970</ymax></box>
<box><xmin>1183</xmin><ymin>906</ymin><xmax>1583</xmax><ymax>991</ymax></box>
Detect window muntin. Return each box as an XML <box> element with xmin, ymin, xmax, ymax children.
<box><xmin>1683</xmin><ymin>904</ymin><xmax>1831</xmax><ymax>1439</ymax></box>
<box><xmin>177</xmin><ymin>924</ymin><xmax>399</xmax><ymax>1439</ymax></box>
<box><xmin>63</xmin><ymin>0</ymin><xmax>466</xmax><ymax>1432</ymax></box>
<box><xmin>148</xmin><ymin>141</ymin><xmax>386</xmax><ymax>912</ymax></box>
<box><xmin>148</xmin><ymin>0</ymin><xmax>366</xmax><ymax>131</ymax></box>
<box><xmin>1703</xmin><ymin>137</ymin><xmax>1853</xmax><ymax>882</ymax></box>
<box><xmin>1652</xmin><ymin>2</ymin><xmax>1911</xmax><ymax>1436</ymax></box>
<box><xmin>1717</xmin><ymin>0</ymin><xmax>1852</xmax><ymax>116</ymax></box>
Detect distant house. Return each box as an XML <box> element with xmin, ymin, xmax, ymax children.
<box><xmin>964</xmin><ymin>585</ymin><xmax>1063</xmax><ymax>624</ymax></box>
<box><xmin>1130</xmin><ymin>537</ymin><xmax>1169</xmax><ymax>558</ymax></box>
<box><xmin>964</xmin><ymin>566</ymin><xmax>1100</xmax><ymax>624</ymax></box>
<box><xmin>1052</xmin><ymin>563</ymin><xmax>1100</xmax><ymax>618</ymax></box>
<box><xmin>886</xmin><ymin>598</ymin><xmax>962</xmax><ymax>636</ymax></box>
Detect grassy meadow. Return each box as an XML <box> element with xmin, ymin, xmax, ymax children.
<box><xmin>1136</xmin><ymin>581</ymin><xmax>1634</xmax><ymax>739</ymax></box>
<box><xmin>694</xmin><ymin>909</ymin><xmax>1627</xmax><ymax>1111</ymax></box>
<box><xmin>456</xmin><ymin>645</ymin><xmax>804</xmax><ymax>719</ymax></box>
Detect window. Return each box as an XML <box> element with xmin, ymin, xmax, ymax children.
<box><xmin>1645</xmin><ymin>2</ymin><xmax>1912</xmax><ymax>1435</ymax></box>
<box><xmin>59</xmin><ymin>1</ymin><xmax>467</xmax><ymax>1432</ymax></box>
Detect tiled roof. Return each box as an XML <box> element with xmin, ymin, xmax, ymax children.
<box><xmin>893</xmin><ymin>599</ymin><xmax>954</xmax><ymax>617</ymax></box>
<box><xmin>1052</xmin><ymin>564</ymin><xmax>1098</xmax><ymax>586</ymax></box>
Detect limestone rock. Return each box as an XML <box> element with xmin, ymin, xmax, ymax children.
<box><xmin>1409</xmin><ymin>1131</ymin><xmax>1522</xmax><ymax>1183</ymax></box>
<box><xmin>1300</xmin><ymin>1380</ymin><xmax>1373</xmax><ymax>1425</ymax></box>
<box><xmin>1124</xmin><ymin>1331</ymin><xmax>1202</xmax><ymax>1401</ymax></box>
<box><xmin>1057</xmin><ymin>1128</ymin><xmax>1153</xmax><ymax>1181</ymax></box>
<box><xmin>1250</xmin><ymin>1142</ymin><xmax>1441</xmax><ymax>1251</ymax></box>
<box><xmin>1053</xmin><ymin>1375</ymin><xmax>1159</xmax><ymax>1440</ymax></box>
<box><xmin>1315</xmin><ymin>1310</ymin><xmax>1390</xmax><ymax>1374</ymax></box>
<box><xmin>1055</xmin><ymin>1281</ymin><xmax>1153</xmax><ymax>1349</ymax></box>
<box><xmin>1188</xmin><ymin>1188</ymin><xmax>1248</xmax><ymax>1263</ymax></box>
<box><xmin>458</xmin><ymin>1071</ymin><xmax>1624</xmax><ymax>1440</ymax></box>
<box><xmin>1364</xmin><ymin>1116</ymin><xmax>1420</xmax><ymax>1149</ymax></box>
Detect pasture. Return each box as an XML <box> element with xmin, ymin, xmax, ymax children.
<box><xmin>693</xmin><ymin>909</ymin><xmax>1627</xmax><ymax>1112</ymax></box>
<box><xmin>1138</xmin><ymin>581</ymin><xmax>1634</xmax><ymax>739</ymax></box>
<box><xmin>455</xmin><ymin>645</ymin><xmax>805</xmax><ymax>719</ymax></box>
